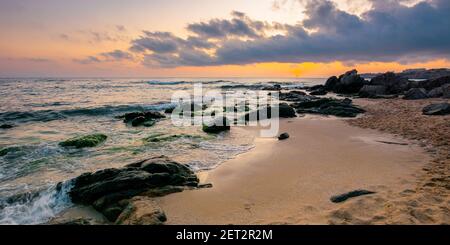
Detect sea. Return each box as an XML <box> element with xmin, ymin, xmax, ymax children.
<box><xmin>0</xmin><ymin>77</ymin><xmax>324</xmax><ymax>224</ymax></box>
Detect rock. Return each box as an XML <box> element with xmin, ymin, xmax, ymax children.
<box><xmin>443</xmin><ymin>84</ymin><xmax>450</xmax><ymax>99</ymax></box>
<box><xmin>427</xmin><ymin>87</ymin><xmax>444</xmax><ymax>98</ymax></box>
<box><xmin>202</xmin><ymin>117</ymin><xmax>231</xmax><ymax>134</ymax></box>
<box><xmin>418</xmin><ymin>76</ymin><xmax>450</xmax><ymax>91</ymax></box>
<box><xmin>330</xmin><ymin>190</ymin><xmax>376</xmax><ymax>203</ymax></box>
<box><xmin>359</xmin><ymin>85</ymin><xmax>387</xmax><ymax>98</ymax></box>
<box><xmin>0</xmin><ymin>124</ymin><xmax>14</xmax><ymax>129</ymax></box>
<box><xmin>422</xmin><ymin>103</ymin><xmax>450</xmax><ymax>116</ymax></box>
<box><xmin>115</xmin><ymin>197</ymin><xmax>167</xmax><ymax>225</ymax></box>
<box><xmin>47</xmin><ymin>217</ymin><xmax>103</xmax><ymax>225</ymax></box>
<box><xmin>278</xmin><ymin>91</ymin><xmax>314</xmax><ymax>102</ymax></box>
<box><xmin>131</xmin><ymin>116</ymin><xmax>146</xmax><ymax>127</ymax></box>
<box><xmin>334</xmin><ymin>70</ymin><xmax>366</xmax><ymax>94</ymax></box>
<box><xmin>244</xmin><ymin>103</ymin><xmax>296</xmax><ymax>121</ymax></box>
<box><xmin>309</xmin><ymin>85</ymin><xmax>328</xmax><ymax>96</ymax></box>
<box><xmin>262</xmin><ymin>84</ymin><xmax>282</xmax><ymax>91</ymax></box>
<box><xmin>59</xmin><ymin>134</ymin><xmax>107</xmax><ymax>149</ymax></box>
<box><xmin>0</xmin><ymin>146</ymin><xmax>22</xmax><ymax>157</ymax></box>
<box><xmin>403</xmin><ymin>88</ymin><xmax>429</xmax><ymax>100</ymax></box>
<box><xmin>324</xmin><ymin>76</ymin><xmax>339</xmax><ymax>91</ymax></box>
<box><xmin>278</xmin><ymin>133</ymin><xmax>290</xmax><ymax>140</ymax></box>
<box><xmin>198</xmin><ymin>183</ymin><xmax>213</xmax><ymax>189</ymax></box>
<box><xmin>293</xmin><ymin>98</ymin><xmax>365</xmax><ymax>118</ymax></box>
<box><xmin>164</xmin><ymin>107</ymin><xmax>175</xmax><ymax>114</ymax></box>
<box><xmin>370</xmin><ymin>72</ymin><xmax>410</xmax><ymax>94</ymax></box>
<box><xmin>67</xmin><ymin>156</ymin><xmax>198</xmax><ymax>222</ymax></box>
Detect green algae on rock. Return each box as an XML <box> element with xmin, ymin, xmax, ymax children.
<box><xmin>59</xmin><ymin>134</ymin><xmax>108</xmax><ymax>149</ymax></box>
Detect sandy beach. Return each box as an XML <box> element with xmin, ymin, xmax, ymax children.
<box><xmin>155</xmin><ymin>98</ymin><xmax>448</xmax><ymax>225</ymax></box>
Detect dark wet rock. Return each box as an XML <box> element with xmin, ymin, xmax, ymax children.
<box><xmin>370</xmin><ymin>72</ymin><xmax>410</xmax><ymax>94</ymax></box>
<box><xmin>309</xmin><ymin>85</ymin><xmax>328</xmax><ymax>96</ymax></box>
<box><xmin>164</xmin><ymin>107</ymin><xmax>175</xmax><ymax>114</ymax></box>
<box><xmin>0</xmin><ymin>124</ymin><xmax>14</xmax><ymax>129</ymax></box>
<box><xmin>293</xmin><ymin>98</ymin><xmax>365</xmax><ymax>118</ymax></box>
<box><xmin>278</xmin><ymin>91</ymin><xmax>315</xmax><ymax>102</ymax></box>
<box><xmin>244</xmin><ymin>103</ymin><xmax>296</xmax><ymax>121</ymax></box>
<box><xmin>59</xmin><ymin>134</ymin><xmax>107</xmax><ymax>149</ymax></box>
<box><xmin>278</xmin><ymin>133</ymin><xmax>290</xmax><ymax>140</ymax></box>
<box><xmin>422</xmin><ymin>103</ymin><xmax>450</xmax><ymax>116</ymax></box>
<box><xmin>202</xmin><ymin>117</ymin><xmax>231</xmax><ymax>134</ymax></box>
<box><xmin>144</xmin><ymin>133</ymin><xmax>202</xmax><ymax>143</ymax></box>
<box><xmin>418</xmin><ymin>76</ymin><xmax>450</xmax><ymax>91</ymax></box>
<box><xmin>324</xmin><ymin>76</ymin><xmax>339</xmax><ymax>91</ymax></box>
<box><xmin>198</xmin><ymin>183</ymin><xmax>213</xmax><ymax>189</ymax></box>
<box><xmin>67</xmin><ymin>156</ymin><xmax>198</xmax><ymax>222</ymax></box>
<box><xmin>326</xmin><ymin>70</ymin><xmax>366</xmax><ymax>94</ymax></box>
<box><xmin>403</xmin><ymin>88</ymin><xmax>429</xmax><ymax>100</ymax></box>
<box><xmin>427</xmin><ymin>87</ymin><xmax>444</xmax><ymax>98</ymax></box>
<box><xmin>115</xmin><ymin>196</ymin><xmax>167</xmax><ymax>225</ymax></box>
<box><xmin>120</xmin><ymin>111</ymin><xmax>165</xmax><ymax>127</ymax></box>
<box><xmin>359</xmin><ymin>85</ymin><xmax>387</xmax><ymax>98</ymax></box>
<box><xmin>262</xmin><ymin>84</ymin><xmax>282</xmax><ymax>91</ymax></box>
<box><xmin>330</xmin><ymin>190</ymin><xmax>376</xmax><ymax>203</ymax></box>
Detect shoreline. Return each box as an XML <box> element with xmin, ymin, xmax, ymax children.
<box><xmin>156</xmin><ymin>108</ymin><xmax>434</xmax><ymax>224</ymax></box>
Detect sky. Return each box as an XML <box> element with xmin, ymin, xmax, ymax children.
<box><xmin>0</xmin><ymin>0</ymin><xmax>449</xmax><ymax>78</ymax></box>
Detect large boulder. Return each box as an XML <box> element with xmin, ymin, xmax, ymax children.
<box><xmin>202</xmin><ymin>117</ymin><xmax>231</xmax><ymax>134</ymax></box>
<box><xmin>59</xmin><ymin>134</ymin><xmax>107</xmax><ymax>149</ymax></box>
<box><xmin>370</xmin><ymin>72</ymin><xmax>410</xmax><ymax>94</ymax></box>
<box><xmin>67</xmin><ymin>156</ymin><xmax>198</xmax><ymax>222</ymax></box>
<box><xmin>403</xmin><ymin>88</ymin><xmax>429</xmax><ymax>100</ymax></box>
<box><xmin>422</xmin><ymin>103</ymin><xmax>450</xmax><ymax>116</ymax></box>
<box><xmin>334</xmin><ymin>70</ymin><xmax>366</xmax><ymax>94</ymax></box>
<box><xmin>115</xmin><ymin>197</ymin><xmax>167</xmax><ymax>225</ymax></box>
<box><xmin>359</xmin><ymin>85</ymin><xmax>387</xmax><ymax>98</ymax></box>
<box><xmin>324</xmin><ymin>76</ymin><xmax>339</xmax><ymax>91</ymax></box>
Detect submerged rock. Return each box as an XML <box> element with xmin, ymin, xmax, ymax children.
<box><xmin>422</xmin><ymin>103</ymin><xmax>450</xmax><ymax>116</ymax></box>
<box><xmin>202</xmin><ymin>117</ymin><xmax>231</xmax><ymax>134</ymax></box>
<box><xmin>403</xmin><ymin>88</ymin><xmax>429</xmax><ymax>100</ymax></box>
<box><xmin>67</xmin><ymin>156</ymin><xmax>198</xmax><ymax>223</ymax></box>
<box><xmin>119</xmin><ymin>111</ymin><xmax>165</xmax><ymax>127</ymax></box>
<box><xmin>59</xmin><ymin>134</ymin><xmax>107</xmax><ymax>149</ymax></box>
<box><xmin>278</xmin><ymin>133</ymin><xmax>290</xmax><ymax>140</ymax></box>
<box><xmin>330</xmin><ymin>190</ymin><xmax>376</xmax><ymax>203</ymax></box>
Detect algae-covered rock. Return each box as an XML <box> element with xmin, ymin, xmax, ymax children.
<box><xmin>59</xmin><ymin>134</ymin><xmax>107</xmax><ymax>149</ymax></box>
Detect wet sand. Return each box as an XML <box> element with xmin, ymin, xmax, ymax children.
<box><xmin>157</xmin><ymin>116</ymin><xmax>431</xmax><ymax>224</ymax></box>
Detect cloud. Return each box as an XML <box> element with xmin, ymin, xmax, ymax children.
<box><xmin>128</xmin><ymin>0</ymin><xmax>450</xmax><ymax>67</ymax></box>
<box><xmin>73</xmin><ymin>56</ymin><xmax>101</xmax><ymax>64</ymax></box>
<box><xmin>100</xmin><ymin>50</ymin><xmax>133</xmax><ymax>61</ymax></box>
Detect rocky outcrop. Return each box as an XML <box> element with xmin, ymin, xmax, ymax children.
<box><xmin>59</xmin><ymin>134</ymin><xmax>107</xmax><ymax>149</ymax></box>
<box><xmin>427</xmin><ymin>87</ymin><xmax>444</xmax><ymax>98</ymax></box>
<box><xmin>330</xmin><ymin>190</ymin><xmax>376</xmax><ymax>203</ymax></box>
<box><xmin>418</xmin><ymin>76</ymin><xmax>450</xmax><ymax>91</ymax></box>
<box><xmin>67</xmin><ymin>156</ymin><xmax>198</xmax><ymax>223</ymax></box>
<box><xmin>325</xmin><ymin>70</ymin><xmax>366</xmax><ymax>94</ymax></box>
<box><xmin>115</xmin><ymin>197</ymin><xmax>167</xmax><ymax>225</ymax></box>
<box><xmin>202</xmin><ymin>117</ymin><xmax>231</xmax><ymax>134</ymax></box>
<box><xmin>278</xmin><ymin>91</ymin><xmax>315</xmax><ymax>102</ymax></box>
<box><xmin>403</xmin><ymin>88</ymin><xmax>429</xmax><ymax>100</ymax></box>
<box><xmin>422</xmin><ymin>103</ymin><xmax>450</xmax><ymax>116</ymax></box>
<box><xmin>442</xmin><ymin>84</ymin><xmax>450</xmax><ymax>99</ymax></box>
<box><xmin>308</xmin><ymin>85</ymin><xmax>328</xmax><ymax>95</ymax></box>
<box><xmin>292</xmin><ymin>98</ymin><xmax>365</xmax><ymax>118</ymax></box>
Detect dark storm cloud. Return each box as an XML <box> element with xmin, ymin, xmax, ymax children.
<box><xmin>130</xmin><ymin>0</ymin><xmax>450</xmax><ymax>67</ymax></box>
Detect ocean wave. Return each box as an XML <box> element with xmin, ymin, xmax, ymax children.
<box><xmin>0</xmin><ymin>102</ymin><xmax>176</xmax><ymax>124</ymax></box>
<box><xmin>0</xmin><ymin>181</ymin><xmax>73</xmax><ymax>225</ymax></box>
